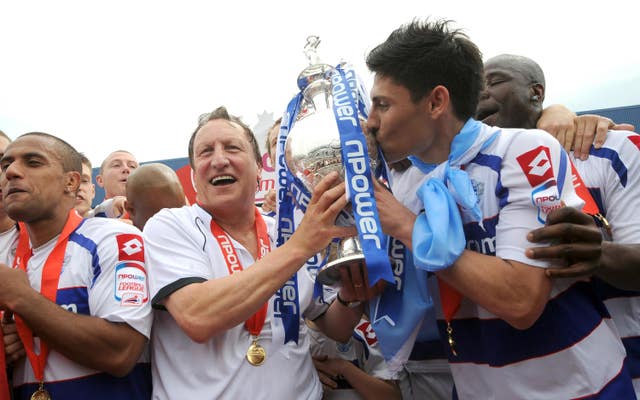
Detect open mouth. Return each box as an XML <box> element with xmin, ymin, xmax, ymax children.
<box><xmin>210</xmin><ymin>175</ymin><xmax>237</xmax><ymax>186</ymax></box>
<box><xmin>476</xmin><ymin>106</ymin><xmax>498</xmax><ymax>123</ymax></box>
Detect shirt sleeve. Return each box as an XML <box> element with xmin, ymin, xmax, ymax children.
<box><xmin>143</xmin><ymin>209</ymin><xmax>214</xmax><ymax>307</ymax></box>
<box><xmin>597</xmin><ymin>132</ymin><xmax>640</xmax><ymax>244</ymax></box>
<box><xmin>495</xmin><ymin>130</ymin><xmax>582</xmax><ymax>268</ymax></box>
<box><xmin>88</xmin><ymin>222</ymin><xmax>152</xmax><ymax>338</ymax></box>
<box><xmin>354</xmin><ymin>320</ymin><xmax>400</xmax><ymax>380</ymax></box>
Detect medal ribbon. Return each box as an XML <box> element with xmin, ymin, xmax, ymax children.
<box><xmin>209</xmin><ymin>208</ymin><xmax>271</xmax><ymax>338</ymax></box>
<box><xmin>13</xmin><ymin>209</ymin><xmax>83</xmax><ymax>384</ymax></box>
<box><xmin>0</xmin><ymin>312</ymin><xmax>9</xmax><ymax>400</ymax></box>
<box><xmin>438</xmin><ymin>279</ymin><xmax>462</xmax><ymax>356</ymax></box>
<box><xmin>567</xmin><ymin>157</ymin><xmax>600</xmax><ymax>215</ymax></box>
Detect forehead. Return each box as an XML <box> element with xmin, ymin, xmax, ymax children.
<box><xmin>4</xmin><ymin>135</ymin><xmax>58</xmax><ymax>159</ymax></box>
<box><xmin>81</xmin><ymin>163</ymin><xmax>92</xmax><ymax>176</ymax></box>
<box><xmin>371</xmin><ymin>75</ymin><xmax>412</xmax><ymax>100</ymax></box>
<box><xmin>483</xmin><ymin>61</ymin><xmax>526</xmax><ymax>81</ymax></box>
<box><xmin>195</xmin><ymin>119</ymin><xmax>248</xmax><ymax>147</ymax></box>
<box><xmin>0</xmin><ymin>137</ymin><xmax>10</xmax><ymax>153</ymax></box>
<box><xmin>268</xmin><ymin>125</ymin><xmax>279</xmax><ymax>142</ymax></box>
<box><xmin>104</xmin><ymin>151</ymin><xmax>137</xmax><ymax>165</ymax></box>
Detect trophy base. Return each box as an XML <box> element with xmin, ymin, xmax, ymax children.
<box><xmin>317</xmin><ymin>254</ymin><xmax>366</xmax><ymax>286</ymax></box>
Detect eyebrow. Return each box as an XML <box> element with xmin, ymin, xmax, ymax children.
<box><xmin>485</xmin><ymin>71</ymin><xmax>511</xmax><ymax>79</ymax></box>
<box><xmin>0</xmin><ymin>151</ymin><xmax>46</xmax><ymax>164</ymax></box>
<box><xmin>21</xmin><ymin>152</ymin><xmax>47</xmax><ymax>160</ymax></box>
<box><xmin>109</xmin><ymin>158</ymin><xmax>137</xmax><ymax>165</ymax></box>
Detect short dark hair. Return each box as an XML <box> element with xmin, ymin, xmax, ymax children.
<box><xmin>366</xmin><ymin>19</ymin><xmax>484</xmax><ymax>120</ymax></box>
<box><xmin>19</xmin><ymin>132</ymin><xmax>82</xmax><ymax>173</ymax></box>
<box><xmin>79</xmin><ymin>152</ymin><xmax>92</xmax><ymax>170</ymax></box>
<box><xmin>188</xmin><ymin>106</ymin><xmax>262</xmax><ymax>169</ymax></box>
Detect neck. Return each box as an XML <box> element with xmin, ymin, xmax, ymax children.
<box><xmin>525</xmin><ymin>110</ymin><xmax>542</xmax><ymax>130</ymax></box>
<box><xmin>212</xmin><ymin>205</ymin><xmax>258</xmax><ymax>259</ymax></box>
<box><xmin>26</xmin><ymin>210</ymin><xmax>71</xmax><ymax>248</ymax></box>
<box><xmin>208</xmin><ymin>201</ymin><xmax>256</xmax><ymax>236</ymax></box>
<box><xmin>415</xmin><ymin>117</ymin><xmax>466</xmax><ymax>164</ymax></box>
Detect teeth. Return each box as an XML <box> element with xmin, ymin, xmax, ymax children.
<box><xmin>210</xmin><ymin>175</ymin><xmax>236</xmax><ymax>185</ymax></box>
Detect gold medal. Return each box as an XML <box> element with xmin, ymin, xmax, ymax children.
<box><xmin>446</xmin><ymin>321</ymin><xmax>458</xmax><ymax>356</ymax></box>
<box><xmin>31</xmin><ymin>383</ymin><xmax>51</xmax><ymax>400</ymax></box>
<box><xmin>246</xmin><ymin>339</ymin><xmax>266</xmax><ymax>366</ymax></box>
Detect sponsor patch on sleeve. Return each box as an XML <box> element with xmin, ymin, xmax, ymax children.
<box><xmin>516</xmin><ymin>146</ymin><xmax>554</xmax><ymax>188</ymax></box>
<box><xmin>355</xmin><ymin>321</ymin><xmax>378</xmax><ymax>347</ymax></box>
<box><xmin>116</xmin><ymin>234</ymin><xmax>144</xmax><ymax>262</ymax></box>
<box><xmin>114</xmin><ymin>261</ymin><xmax>148</xmax><ymax>306</ymax></box>
<box><xmin>531</xmin><ymin>179</ymin><xmax>562</xmax><ymax>224</ymax></box>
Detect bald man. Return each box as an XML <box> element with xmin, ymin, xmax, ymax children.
<box><xmin>96</xmin><ymin>150</ymin><xmax>138</xmax><ymax>200</ymax></box>
<box><xmin>124</xmin><ymin>163</ymin><xmax>186</xmax><ymax>230</ymax></box>
<box><xmin>479</xmin><ymin>53</ymin><xmax>640</xmax><ymax>396</ymax></box>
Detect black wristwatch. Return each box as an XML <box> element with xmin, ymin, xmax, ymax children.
<box><xmin>336</xmin><ymin>292</ymin><xmax>362</xmax><ymax>308</ymax></box>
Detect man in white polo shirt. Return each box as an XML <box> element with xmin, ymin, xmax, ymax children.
<box><xmin>144</xmin><ymin>107</ymin><xmax>363</xmax><ymax>399</ymax></box>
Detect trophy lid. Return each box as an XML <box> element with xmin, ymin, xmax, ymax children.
<box><xmin>297</xmin><ymin>36</ymin><xmax>334</xmax><ymax>92</ymax></box>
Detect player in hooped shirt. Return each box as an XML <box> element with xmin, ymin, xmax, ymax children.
<box><xmin>0</xmin><ymin>132</ymin><xmax>152</xmax><ymax>400</ymax></box>
<box><xmin>479</xmin><ymin>53</ymin><xmax>640</xmax><ymax>396</ymax></box>
<box><xmin>365</xmin><ymin>20</ymin><xmax>635</xmax><ymax>399</ymax></box>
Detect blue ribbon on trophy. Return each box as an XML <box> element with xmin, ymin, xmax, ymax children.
<box><xmin>272</xmin><ymin>94</ymin><xmax>303</xmax><ymax>345</ymax></box>
<box><xmin>370</xmin><ymin>149</ymin><xmax>436</xmax><ymax>371</ymax></box>
<box><xmin>274</xmin><ymin>38</ymin><xmax>434</xmax><ymax>366</ymax></box>
<box><xmin>330</xmin><ymin>65</ymin><xmax>394</xmax><ymax>286</ymax></box>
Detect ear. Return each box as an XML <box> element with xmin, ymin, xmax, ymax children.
<box><xmin>256</xmin><ymin>165</ymin><xmax>263</xmax><ymax>189</ymax></box>
<box><xmin>124</xmin><ymin>199</ymin><xmax>134</xmax><ymax>217</ymax></box>
<box><xmin>531</xmin><ymin>83</ymin><xmax>545</xmax><ymax>104</ymax></box>
<box><xmin>65</xmin><ymin>171</ymin><xmax>81</xmax><ymax>195</ymax></box>
<box><xmin>95</xmin><ymin>174</ymin><xmax>105</xmax><ymax>188</ymax></box>
<box><xmin>426</xmin><ymin>85</ymin><xmax>450</xmax><ymax>119</ymax></box>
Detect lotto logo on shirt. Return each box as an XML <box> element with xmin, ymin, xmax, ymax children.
<box><xmin>355</xmin><ymin>321</ymin><xmax>377</xmax><ymax>346</ymax></box>
<box><xmin>114</xmin><ymin>261</ymin><xmax>148</xmax><ymax>306</ymax></box>
<box><xmin>116</xmin><ymin>234</ymin><xmax>144</xmax><ymax>263</ymax></box>
<box><xmin>627</xmin><ymin>135</ymin><xmax>640</xmax><ymax>152</ymax></box>
<box><xmin>516</xmin><ymin>146</ymin><xmax>554</xmax><ymax>188</ymax></box>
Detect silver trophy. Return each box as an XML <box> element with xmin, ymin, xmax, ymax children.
<box><xmin>285</xmin><ymin>36</ymin><xmax>377</xmax><ymax>286</ymax></box>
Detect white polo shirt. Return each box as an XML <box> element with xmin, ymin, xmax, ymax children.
<box><xmin>144</xmin><ymin>204</ymin><xmax>324</xmax><ymax>400</ymax></box>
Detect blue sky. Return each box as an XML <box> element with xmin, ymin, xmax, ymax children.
<box><xmin>1</xmin><ymin>0</ymin><xmax>638</xmax><ymax>164</ymax></box>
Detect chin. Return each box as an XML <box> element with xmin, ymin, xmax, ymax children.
<box><xmin>6</xmin><ymin>206</ymin><xmax>31</xmax><ymax>222</ymax></box>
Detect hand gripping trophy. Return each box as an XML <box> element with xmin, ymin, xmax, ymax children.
<box><xmin>276</xmin><ymin>36</ymin><xmax>394</xmax><ymax>288</ymax></box>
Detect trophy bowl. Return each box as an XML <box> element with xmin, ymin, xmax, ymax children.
<box><xmin>285</xmin><ymin>60</ymin><xmax>378</xmax><ymax>286</ymax></box>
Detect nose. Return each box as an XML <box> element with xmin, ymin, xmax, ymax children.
<box><xmin>479</xmin><ymin>86</ymin><xmax>489</xmax><ymax>101</ymax></box>
<box><xmin>210</xmin><ymin>147</ymin><xmax>230</xmax><ymax>169</ymax></box>
<box><xmin>366</xmin><ymin>111</ymin><xmax>379</xmax><ymax>136</ymax></box>
<box><xmin>3</xmin><ymin>160</ymin><xmax>21</xmax><ymax>181</ymax></box>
